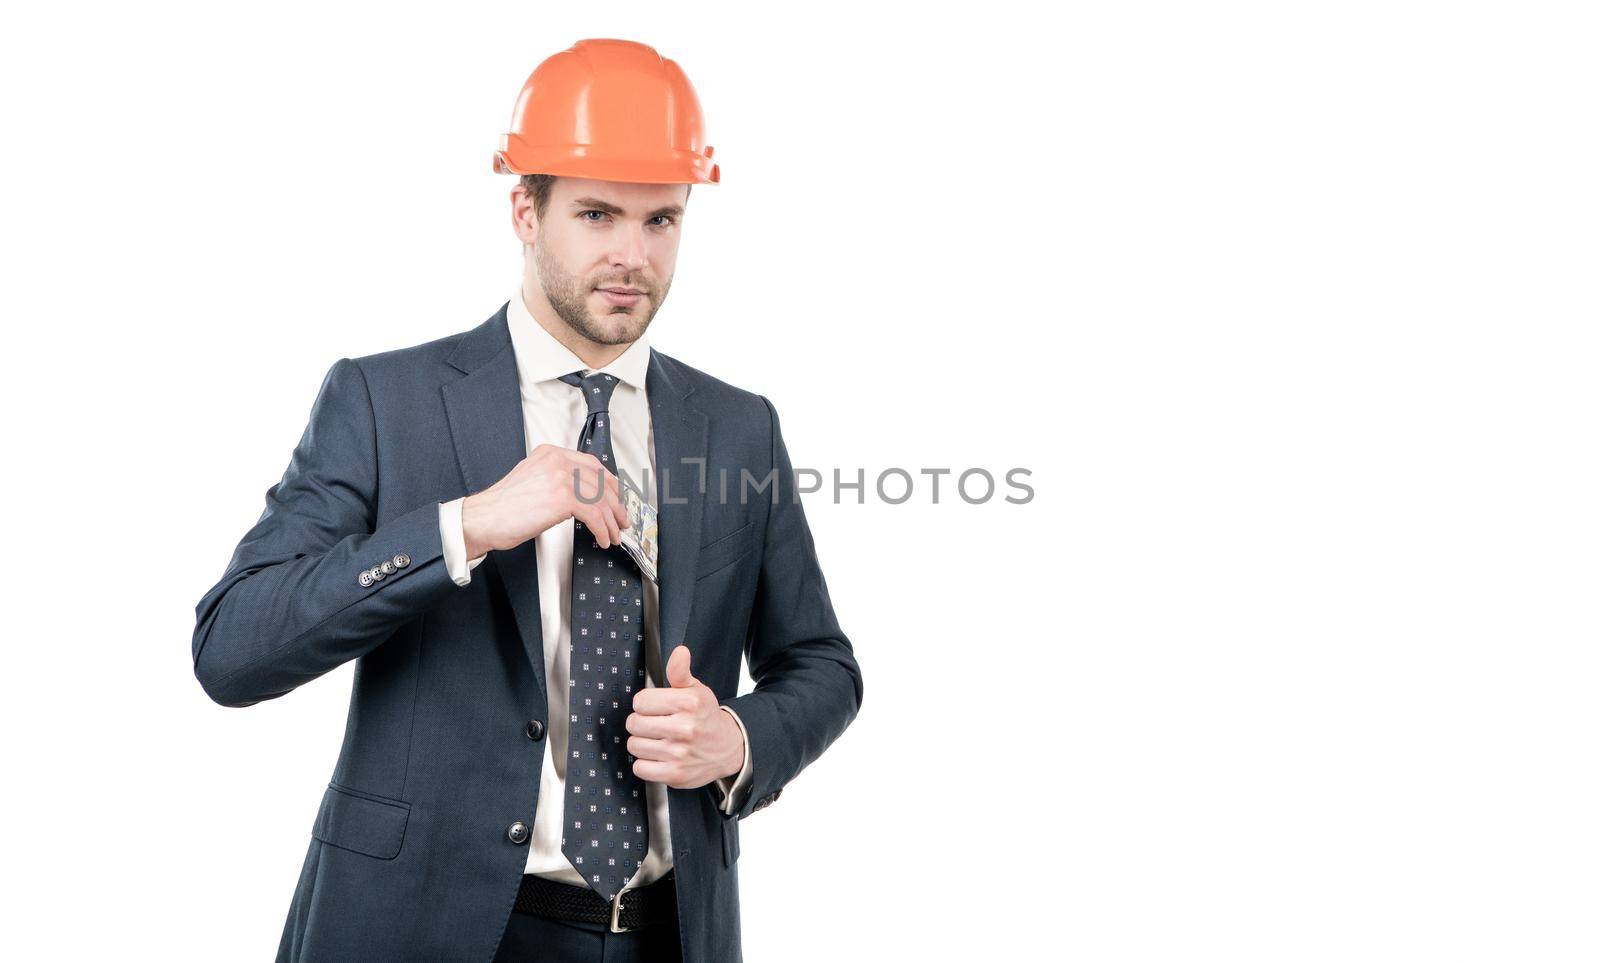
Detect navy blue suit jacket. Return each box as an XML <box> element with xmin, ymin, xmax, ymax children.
<box><xmin>192</xmin><ymin>303</ymin><xmax>864</xmax><ymax>961</ymax></box>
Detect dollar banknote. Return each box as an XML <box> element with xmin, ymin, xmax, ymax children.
<box><xmin>617</xmin><ymin>471</ymin><xmax>659</xmax><ymax>584</ymax></box>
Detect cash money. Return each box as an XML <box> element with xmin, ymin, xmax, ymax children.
<box><xmin>617</xmin><ymin>471</ymin><xmax>659</xmax><ymax>584</ymax></box>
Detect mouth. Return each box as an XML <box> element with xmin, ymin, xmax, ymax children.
<box><xmin>596</xmin><ymin>287</ymin><xmax>645</xmax><ymax>306</ymax></box>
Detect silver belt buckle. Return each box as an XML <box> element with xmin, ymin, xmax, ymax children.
<box><xmin>609</xmin><ymin>889</ymin><xmax>634</xmax><ymax>934</ymax></box>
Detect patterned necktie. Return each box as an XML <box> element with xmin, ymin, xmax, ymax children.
<box><xmin>558</xmin><ymin>370</ymin><xmax>649</xmax><ymax>904</ymax></box>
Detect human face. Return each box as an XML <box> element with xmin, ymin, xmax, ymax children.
<box><xmin>517</xmin><ymin>176</ymin><xmax>687</xmax><ymax>347</ymax></box>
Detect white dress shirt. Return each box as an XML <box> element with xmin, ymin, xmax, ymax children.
<box><xmin>436</xmin><ymin>287</ymin><xmax>753</xmax><ymax>891</ymax></box>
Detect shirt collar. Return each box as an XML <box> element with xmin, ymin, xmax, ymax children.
<box><xmin>506</xmin><ymin>285</ymin><xmax>651</xmax><ymax>393</ymax></box>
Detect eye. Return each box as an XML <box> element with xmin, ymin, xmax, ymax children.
<box><xmin>649</xmin><ymin>215</ymin><xmax>676</xmax><ymax>227</ymax></box>
<box><xmin>580</xmin><ymin>210</ymin><xmax>610</xmax><ymax>222</ymax></box>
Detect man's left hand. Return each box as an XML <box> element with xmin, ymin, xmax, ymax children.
<box><xmin>626</xmin><ymin>645</ymin><xmax>744</xmax><ymax>789</ymax></box>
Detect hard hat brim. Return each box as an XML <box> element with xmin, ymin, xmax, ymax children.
<box><xmin>493</xmin><ymin>141</ymin><xmax>720</xmax><ymax>185</ymax></box>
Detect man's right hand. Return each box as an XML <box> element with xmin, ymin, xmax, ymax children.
<box><xmin>461</xmin><ymin>444</ymin><xmax>630</xmax><ymax>559</ymax></box>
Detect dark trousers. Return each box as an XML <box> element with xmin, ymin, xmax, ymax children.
<box><xmin>491</xmin><ymin>891</ymin><xmax>684</xmax><ymax>963</ymax></box>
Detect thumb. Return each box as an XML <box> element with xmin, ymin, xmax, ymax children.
<box><xmin>666</xmin><ymin>644</ymin><xmax>698</xmax><ymax>689</ymax></box>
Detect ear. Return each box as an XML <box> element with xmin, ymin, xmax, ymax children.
<box><xmin>510</xmin><ymin>185</ymin><xmax>539</xmax><ymax>247</ymax></box>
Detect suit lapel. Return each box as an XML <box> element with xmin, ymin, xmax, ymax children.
<box><xmin>647</xmin><ymin>349</ymin><xmax>708</xmax><ymax>665</ymax></box>
<box><xmin>648</xmin><ymin>350</ymin><xmax>712</xmax><ymax>848</ymax></box>
<box><xmin>441</xmin><ymin>303</ymin><xmax>549</xmax><ymax>696</ymax></box>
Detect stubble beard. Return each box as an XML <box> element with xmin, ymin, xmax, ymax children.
<box><xmin>535</xmin><ymin>240</ymin><xmax>669</xmax><ymax>347</ymax></box>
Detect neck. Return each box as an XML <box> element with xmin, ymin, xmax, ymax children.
<box><xmin>519</xmin><ymin>279</ymin><xmax>630</xmax><ymax>371</ymax></box>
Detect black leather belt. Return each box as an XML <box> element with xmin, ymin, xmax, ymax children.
<box><xmin>513</xmin><ymin>869</ymin><xmax>677</xmax><ymax>933</ymax></box>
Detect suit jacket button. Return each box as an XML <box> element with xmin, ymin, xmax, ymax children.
<box><xmin>358</xmin><ymin>570</ymin><xmax>375</xmax><ymax>588</ymax></box>
<box><xmin>525</xmin><ymin>720</ymin><xmax>545</xmax><ymax>741</ymax></box>
<box><xmin>507</xmin><ymin>821</ymin><xmax>530</xmax><ymax>844</ymax></box>
<box><xmin>379</xmin><ymin>559</ymin><xmax>396</xmax><ymax>575</ymax></box>
<box><xmin>393</xmin><ymin>553</ymin><xmax>410</xmax><ymax>569</ymax></box>
<box><xmin>371</xmin><ymin>567</ymin><xmax>387</xmax><ymax>581</ymax></box>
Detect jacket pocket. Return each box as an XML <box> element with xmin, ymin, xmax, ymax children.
<box><xmin>695</xmin><ymin>522</ymin><xmax>756</xmax><ymax>581</ymax></box>
<box><xmin>312</xmin><ymin>782</ymin><xmax>411</xmax><ymax>860</ymax></box>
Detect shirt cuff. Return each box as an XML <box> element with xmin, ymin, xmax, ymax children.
<box><xmin>438</xmin><ymin>497</ymin><xmax>487</xmax><ymax>587</ymax></box>
<box><xmin>712</xmin><ymin>704</ymin><xmax>754</xmax><ymax>814</ymax></box>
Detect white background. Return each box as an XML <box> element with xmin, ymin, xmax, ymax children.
<box><xmin>3</xmin><ymin>2</ymin><xmax>1597</xmax><ymax>960</ymax></box>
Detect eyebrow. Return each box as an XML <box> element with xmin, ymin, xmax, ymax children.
<box><xmin>569</xmin><ymin>196</ymin><xmax>684</xmax><ymax>220</ymax></box>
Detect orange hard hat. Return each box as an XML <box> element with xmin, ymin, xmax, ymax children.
<box><xmin>493</xmin><ymin>39</ymin><xmax>720</xmax><ymax>185</ymax></box>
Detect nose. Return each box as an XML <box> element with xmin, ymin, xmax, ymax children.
<box><xmin>611</xmin><ymin>221</ymin><xmax>649</xmax><ymax>273</ymax></box>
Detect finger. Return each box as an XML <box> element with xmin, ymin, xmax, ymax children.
<box><xmin>629</xmin><ymin>687</ymin><xmax>693</xmax><ymax>715</ymax></box>
<box><xmin>576</xmin><ymin>455</ymin><xmax>629</xmax><ymax>535</ymax></box>
<box><xmin>578</xmin><ymin>502</ymin><xmax>604</xmax><ymax>548</ymax></box>
<box><xmin>608</xmin><ymin>472</ymin><xmax>631</xmax><ymax>530</ymax></box>
<box><xmin>591</xmin><ymin>501</ymin><xmax>619</xmax><ymax>549</ymax></box>
<box><xmin>630</xmin><ymin>758</ymin><xmax>677</xmax><ymax>786</ymax></box>
<box><xmin>626</xmin><ymin>734</ymin><xmax>675</xmax><ymax>761</ymax></box>
<box><xmin>581</xmin><ymin>452</ymin><xmax>615</xmax><ymax>493</ymax></box>
<box><xmin>577</xmin><ymin>503</ymin><xmax>609</xmax><ymax>549</ymax></box>
<box><xmin>625</xmin><ymin>711</ymin><xmax>688</xmax><ymax>740</ymax></box>
<box><xmin>665</xmin><ymin>645</ymin><xmax>696</xmax><ymax>689</ymax></box>
<box><xmin>600</xmin><ymin>495</ymin><xmax>622</xmax><ymax>547</ymax></box>
<box><xmin>567</xmin><ymin>463</ymin><xmax>610</xmax><ymax>539</ymax></box>
<box><xmin>587</xmin><ymin>466</ymin><xmax>622</xmax><ymax>546</ymax></box>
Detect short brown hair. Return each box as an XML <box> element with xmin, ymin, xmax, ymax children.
<box><xmin>518</xmin><ymin>173</ymin><xmax>691</xmax><ymax>221</ymax></box>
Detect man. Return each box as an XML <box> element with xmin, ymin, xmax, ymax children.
<box><xmin>191</xmin><ymin>39</ymin><xmax>863</xmax><ymax>963</ymax></box>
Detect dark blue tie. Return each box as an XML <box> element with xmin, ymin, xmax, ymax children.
<box><xmin>557</xmin><ymin>370</ymin><xmax>649</xmax><ymax>903</ymax></box>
